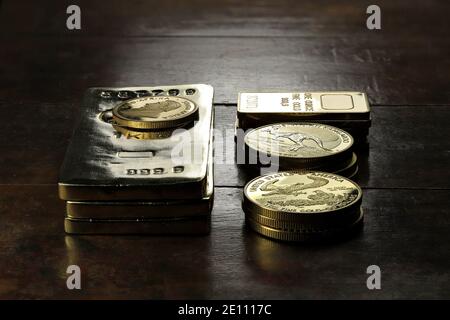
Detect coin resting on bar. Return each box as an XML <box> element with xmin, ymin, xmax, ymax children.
<box><xmin>58</xmin><ymin>84</ymin><xmax>214</xmax><ymax>235</ymax></box>
<box><xmin>112</xmin><ymin>95</ymin><xmax>199</xmax><ymax>130</ymax></box>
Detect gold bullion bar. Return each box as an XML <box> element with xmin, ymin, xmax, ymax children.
<box><xmin>237</xmin><ymin>91</ymin><xmax>371</xmax><ymax>131</ymax></box>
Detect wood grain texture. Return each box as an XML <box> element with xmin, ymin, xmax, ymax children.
<box><xmin>0</xmin><ymin>103</ymin><xmax>449</xmax><ymax>189</ymax></box>
<box><xmin>1</xmin><ymin>37</ymin><xmax>449</xmax><ymax>105</ymax></box>
<box><xmin>2</xmin><ymin>0</ymin><xmax>449</xmax><ymax>37</ymax></box>
<box><xmin>1</xmin><ymin>185</ymin><xmax>450</xmax><ymax>299</ymax></box>
<box><xmin>0</xmin><ymin>0</ymin><xmax>449</xmax><ymax>300</ymax></box>
<box><xmin>213</xmin><ymin>106</ymin><xmax>450</xmax><ymax>189</ymax></box>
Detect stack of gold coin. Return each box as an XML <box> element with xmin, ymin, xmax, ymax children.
<box><xmin>243</xmin><ymin>171</ymin><xmax>363</xmax><ymax>242</ymax></box>
<box><xmin>109</xmin><ymin>95</ymin><xmax>199</xmax><ymax>139</ymax></box>
<box><xmin>243</xmin><ymin>122</ymin><xmax>358</xmax><ymax>178</ymax></box>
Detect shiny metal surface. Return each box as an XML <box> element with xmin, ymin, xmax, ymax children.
<box><xmin>64</xmin><ymin>216</ymin><xmax>211</xmax><ymax>235</ymax></box>
<box><xmin>238</xmin><ymin>91</ymin><xmax>370</xmax><ymax>119</ymax></box>
<box><xmin>244</xmin><ymin>122</ymin><xmax>353</xmax><ymax>160</ymax></box>
<box><xmin>246</xmin><ymin>209</ymin><xmax>364</xmax><ymax>242</ymax></box>
<box><xmin>245</xmin><ymin>207</ymin><xmax>362</xmax><ymax>230</ymax></box>
<box><xmin>66</xmin><ymin>131</ymin><xmax>215</xmax><ymax>219</ymax></box>
<box><xmin>58</xmin><ymin>84</ymin><xmax>214</xmax><ymax>201</ymax></box>
<box><xmin>236</xmin><ymin>91</ymin><xmax>371</xmax><ymax>134</ymax></box>
<box><xmin>112</xmin><ymin>95</ymin><xmax>198</xmax><ymax>129</ymax></box>
<box><xmin>243</xmin><ymin>171</ymin><xmax>362</xmax><ymax>219</ymax></box>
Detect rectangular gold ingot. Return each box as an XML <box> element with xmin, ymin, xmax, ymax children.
<box><xmin>237</xmin><ymin>91</ymin><xmax>371</xmax><ymax>134</ymax></box>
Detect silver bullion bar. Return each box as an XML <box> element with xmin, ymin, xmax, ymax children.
<box><xmin>58</xmin><ymin>84</ymin><xmax>214</xmax><ymax>201</ymax></box>
<box><xmin>65</xmin><ymin>127</ymin><xmax>214</xmax><ymax>220</ymax></box>
<box><xmin>64</xmin><ymin>216</ymin><xmax>211</xmax><ymax>235</ymax></box>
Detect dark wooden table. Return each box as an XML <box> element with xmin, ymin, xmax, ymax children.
<box><xmin>0</xmin><ymin>0</ymin><xmax>449</xmax><ymax>299</ymax></box>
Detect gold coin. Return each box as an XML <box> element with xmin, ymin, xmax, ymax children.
<box><xmin>111</xmin><ymin>124</ymin><xmax>176</xmax><ymax>139</ymax></box>
<box><xmin>112</xmin><ymin>96</ymin><xmax>198</xmax><ymax>129</ymax></box>
<box><xmin>111</xmin><ymin>121</ymin><xmax>194</xmax><ymax>140</ymax></box>
<box><xmin>281</xmin><ymin>152</ymin><xmax>358</xmax><ymax>176</ymax></box>
<box><xmin>333</xmin><ymin>153</ymin><xmax>358</xmax><ymax>178</ymax></box>
<box><xmin>246</xmin><ymin>209</ymin><xmax>364</xmax><ymax>242</ymax></box>
<box><xmin>240</xmin><ymin>152</ymin><xmax>358</xmax><ymax>184</ymax></box>
<box><xmin>243</xmin><ymin>171</ymin><xmax>362</xmax><ymax>221</ymax></box>
<box><xmin>245</xmin><ymin>206</ymin><xmax>362</xmax><ymax>230</ymax></box>
<box><xmin>244</xmin><ymin>122</ymin><xmax>354</xmax><ymax>166</ymax></box>
<box><xmin>98</xmin><ymin>109</ymin><xmax>114</xmax><ymax>124</ymax></box>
